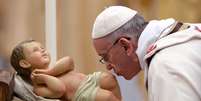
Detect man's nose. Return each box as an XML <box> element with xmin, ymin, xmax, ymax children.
<box><xmin>106</xmin><ymin>63</ymin><xmax>114</xmax><ymax>70</ymax></box>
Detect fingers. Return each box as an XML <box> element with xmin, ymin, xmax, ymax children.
<box><xmin>31</xmin><ymin>72</ymin><xmax>37</xmax><ymax>83</ymax></box>
<box><xmin>31</xmin><ymin>72</ymin><xmax>40</xmax><ymax>82</ymax></box>
<box><xmin>31</xmin><ymin>73</ymin><xmax>47</xmax><ymax>84</ymax></box>
<box><xmin>31</xmin><ymin>69</ymin><xmax>50</xmax><ymax>84</ymax></box>
<box><xmin>33</xmin><ymin>69</ymin><xmax>48</xmax><ymax>74</ymax></box>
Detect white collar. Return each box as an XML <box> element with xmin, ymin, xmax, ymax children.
<box><xmin>136</xmin><ymin>18</ymin><xmax>176</xmax><ymax>70</ymax></box>
<box><xmin>135</xmin><ymin>18</ymin><xmax>176</xmax><ymax>81</ymax></box>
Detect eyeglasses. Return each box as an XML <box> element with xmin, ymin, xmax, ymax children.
<box><xmin>99</xmin><ymin>37</ymin><xmax>131</xmax><ymax>64</ymax></box>
<box><xmin>99</xmin><ymin>45</ymin><xmax>115</xmax><ymax>64</ymax></box>
<box><xmin>99</xmin><ymin>38</ymin><xmax>120</xmax><ymax>64</ymax></box>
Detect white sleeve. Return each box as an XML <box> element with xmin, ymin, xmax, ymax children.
<box><xmin>147</xmin><ymin>45</ymin><xmax>201</xmax><ymax>101</ymax></box>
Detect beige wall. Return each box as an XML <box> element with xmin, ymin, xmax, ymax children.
<box><xmin>0</xmin><ymin>0</ymin><xmax>45</xmax><ymax>61</ymax></box>
<box><xmin>58</xmin><ymin>0</ymin><xmax>118</xmax><ymax>73</ymax></box>
<box><xmin>1</xmin><ymin>0</ymin><xmax>200</xmax><ymax>72</ymax></box>
<box><xmin>158</xmin><ymin>0</ymin><xmax>201</xmax><ymax>22</ymax></box>
<box><xmin>0</xmin><ymin>0</ymin><xmax>200</xmax><ymax>100</ymax></box>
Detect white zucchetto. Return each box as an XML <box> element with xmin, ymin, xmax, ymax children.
<box><xmin>92</xmin><ymin>6</ymin><xmax>137</xmax><ymax>39</ymax></box>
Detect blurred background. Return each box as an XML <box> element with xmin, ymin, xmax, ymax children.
<box><xmin>0</xmin><ymin>0</ymin><xmax>200</xmax><ymax>101</ymax></box>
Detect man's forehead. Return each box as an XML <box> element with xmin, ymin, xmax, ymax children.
<box><xmin>93</xmin><ymin>38</ymin><xmax>112</xmax><ymax>55</ymax></box>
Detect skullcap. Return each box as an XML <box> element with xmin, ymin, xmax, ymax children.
<box><xmin>92</xmin><ymin>6</ymin><xmax>137</xmax><ymax>39</ymax></box>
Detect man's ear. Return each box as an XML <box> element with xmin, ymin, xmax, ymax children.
<box><xmin>19</xmin><ymin>60</ymin><xmax>31</xmax><ymax>68</ymax></box>
<box><xmin>118</xmin><ymin>37</ymin><xmax>134</xmax><ymax>56</ymax></box>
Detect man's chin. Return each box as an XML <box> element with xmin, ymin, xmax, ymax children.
<box><xmin>124</xmin><ymin>76</ymin><xmax>133</xmax><ymax>80</ymax></box>
<box><xmin>122</xmin><ymin>74</ymin><xmax>134</xmax><ymax>80</ymax></box>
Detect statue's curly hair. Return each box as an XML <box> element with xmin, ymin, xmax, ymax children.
<box><xmin>10</xmin><ymin>39</ymin><xmax>35</xmax><ymax>84</ymax></box>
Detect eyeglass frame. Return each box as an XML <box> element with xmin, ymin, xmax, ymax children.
<box><xmin>99</xmin><ymin>37</ymin><xmax>131</xmax><ymax>64</ymax></box>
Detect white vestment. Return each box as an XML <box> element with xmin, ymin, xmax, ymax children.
<box><xmin>137</xmin><ymin>19</ymin><xmax>201</xmax><ymax>101</ymax></box>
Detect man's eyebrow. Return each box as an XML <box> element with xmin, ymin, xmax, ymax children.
<box><xmin>98</xmin><ymin>53</ymin><xmax>105</xmax><ymax>57</ymax></box>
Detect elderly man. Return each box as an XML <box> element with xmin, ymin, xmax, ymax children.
<box><xmin>92</xmin><ymin>6</ymin><xmax>201</xmax><ymax>101</ymax></box>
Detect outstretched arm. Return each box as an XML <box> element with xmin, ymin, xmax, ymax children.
<box><xmin>95</xmin><ymin>88</ymin><xmax>121</xmax><ymax>101</ymax></box>
<box><xmin>32</xmin><ymin>73</ymin><xmax>66</xmax><ymax>98</ymax></box>
<box><xmin>34</xmin><ymin>56</ymin><xmax>74</xmax><ymax>76</ymax></box>
<box><xmin>49</xmin><ymin>56</ymin><xmax>74</xmax><ymax>76</ymax></box>
<box><xmin>99</xmin><ymin>72</ymin><xmax>122</xmax><ymax>100</ymax></box>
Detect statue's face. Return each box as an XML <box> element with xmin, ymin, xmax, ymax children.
<box><xmin>22</xmin><ymin>41</ymin><xmax>50</xmax><ymax>69</ymax></box>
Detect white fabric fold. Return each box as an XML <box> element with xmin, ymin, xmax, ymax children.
<box><xmin>135</xmin><ymin>18</ymin><xmax>176</xmax><ymax>81</ymax></box>
<box><xmin>14</xmin><ymin>74</ymin><xmax>61</xmax><ymax>101</ymax></box>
